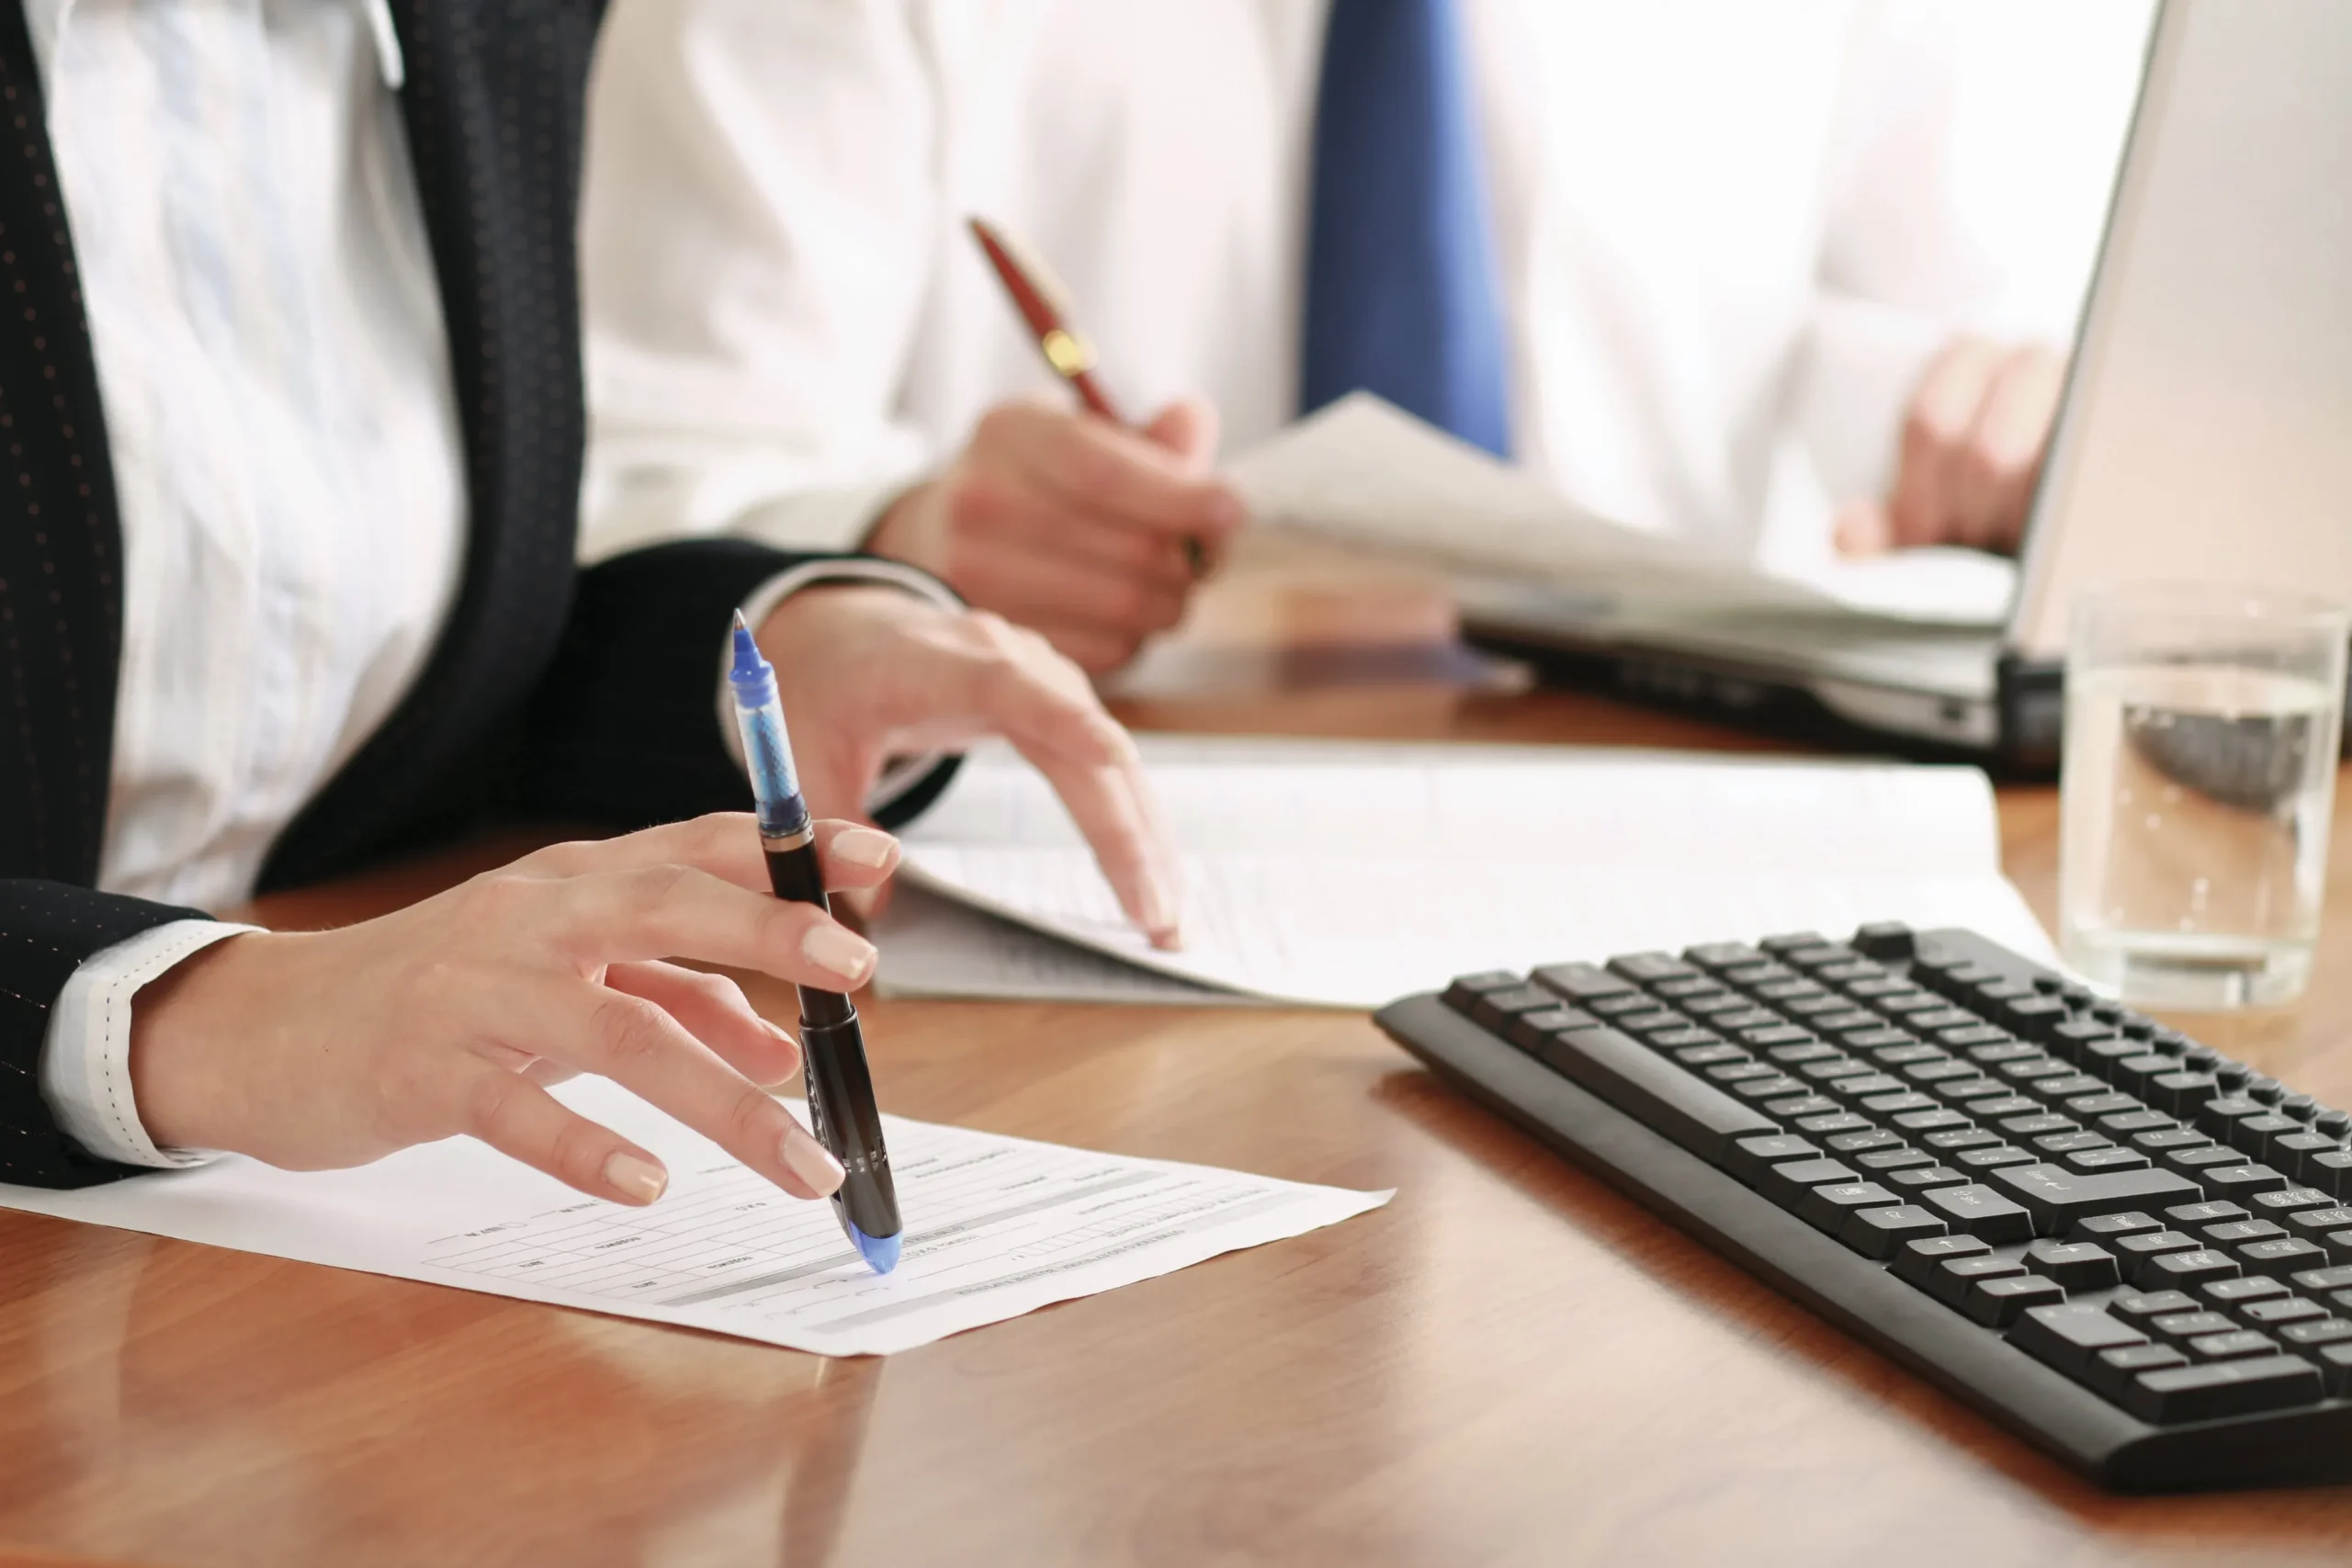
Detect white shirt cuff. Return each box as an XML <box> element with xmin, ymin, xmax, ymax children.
<box><xmin>40</xmin><ymin>919</ymin><xmax>258</xmax><ymax>1168</ymax></box>
<box><xmin>720</xmin><ymin>557</ymin><xmax>966</xmax><ymax>819</ymax></box>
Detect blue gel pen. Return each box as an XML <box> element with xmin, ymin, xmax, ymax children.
<box><xmin>728</xmin><ymin>612</ymin><xmax>902</xmax><ymax>1274</ymax></box>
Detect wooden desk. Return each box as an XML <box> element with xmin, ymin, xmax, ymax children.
<box><xmin>6</xmin><ymin>566</ymin><xmax>2351</xmax><ymax>1568</ymax></box>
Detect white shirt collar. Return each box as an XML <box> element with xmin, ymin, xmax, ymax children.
<box><xmin>22</xmin><ymin>0</ymin><xmax>407</xmax><ymax>92</ymax></box>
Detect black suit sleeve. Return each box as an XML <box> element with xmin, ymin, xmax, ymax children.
<box><xmin>513</xmin><ymin>539</ymin><xmax>962</xmax><ymax>831</ymax></box>
<box><xmin>0</xmin><ymin>881</ymin><xmax>210</xmax><ymax>1188</ymax></box>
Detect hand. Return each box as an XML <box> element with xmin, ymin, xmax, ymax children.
<box><xmin>863</xmin><ymin>394</ymin><xmax>1246</xmax><ymax>673</ymax></box>
<box><xmin>758</xmin><ymin>583</ymin><xmax>1181</xmax><ymax>947</ymax></box>
<box><xmin>129</xmin><ymin>814</ymin><xmax>902</xmax><ymax>1206</ymax></box>
<box><xmin>1836</xmin><ymin>337</ymin><xmax>2065</xmax><ymax>557</ymax></box>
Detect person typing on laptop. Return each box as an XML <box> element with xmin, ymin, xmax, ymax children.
<box><xmin>0</xmin><ymin>0</ymin><xmax>1176</xmax><ymax>1205</ymax></box>
<box><xmin>580</xmin><ymin>0</ymin><xmax>2149</xmax><ymax>675</ymax></box>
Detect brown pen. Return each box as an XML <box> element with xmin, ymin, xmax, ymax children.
<box><xmin>966</xmin><ymin>216</ymin><xmax>1211</xmax><ymax>577</ymax></box>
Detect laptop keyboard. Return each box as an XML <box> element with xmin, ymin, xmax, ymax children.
<box><xmin>1375</xmin><ymin>923</ymin><xmax>2352</xmax><ymax>1492</ymax></box>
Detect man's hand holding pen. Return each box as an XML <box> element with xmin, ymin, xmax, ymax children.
<box><xmin>862</xmin><ymin>394</ymin><xmax>1245</xmax><ymax>675</ymax></box>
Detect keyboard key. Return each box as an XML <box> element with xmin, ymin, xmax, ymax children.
<box><xmin>2251</xmin><ymin>1187</ymin><xmax>2340</xmax><ymax>1217</ymax></box>
<box><xmin>1860</xmin><ymin>1091</ymin><xmax>1940</xmax><ymax>1116</ymax></box>
<box><xmin>2238</xmin><ymin>1237</ymin><xmax>2332</xmax><ymax>1279</ymax></box>
<box><xmin>2240</xmin><ymin>1297</ymin><xmax>2331</xmax><ymax>1329</ymax></box>
<box><xmin>2316</xmin><ymin>1343</ymin><xmax>2352</xmax><ymax>1397</ymax></box>
<box><xmin>1856</xmin><ymin>1147</ymin><xmax>1935</xmax><ymax>1173</ymax></box>
<box><xmin>1529</xmin><ymin>962</ymin><xmax>1634</xmax><ymax>1002</ymax></box>
<box><xmin>2010</xmin><ymin>1303</ymin><xmax>2148</xmax><ymax>1379</ymax></box>
<box><xmin>1758</xmin><ymin>1095</ymin><xmax>1841</xmax><ymax>1121</ymax></box>
<box><xmin>2139</xmin><ymin>1248</ymin><xmax>2243</xmax><ymax>1291</ymax></box>
<box><xmin>2165</xmin><ymin>1145</ymin><xmax>2249</xmax><ymax>1176</ymax></box>
<box><xmin>2228</xmin><ymin>1114</ymin><xmax>2303</xmax><ymax>1160</ymax></box>
<box><xmin>1850</xmin><ymin>921</ymin><xmax>1915</xmax><ymax>959</ymax></box>
<box><xmin>1726</xmin><ymin>1134</ymin><xmax>1822</xmax><ymax>1184</ymax></box>
<box><xmin>1795</xmin><ymin>1111</ymin><xmax>1873</xmax><ymax>1137</ymax></box>
<box><xmin>1532</xmin><ymin>1024</ymin><xmax>1781</xmax><ymax>1159</ymax></box>
<box><xmin>1924</xmin><ymin>1128</ymin><xmax>2003</xmax><ymax>1154</ymax></box>
<box><xmin>1685</xmin><ymin>941</ymin><xmax>1768</xmax><ymax>970</ymax></box>
<box><xmin>1893</xmin><ymin>1233</ymin><xmax>1992</xmax><ymax>1289</ymax></box>
<box><xmin>2306</xmin><ymin>1149</ymin><xmax>2352</xmax><ymax>1197</ymax></box>
<box><xmin>2165</xmin><ymin>1200</ymin><xmax>2250</xmax><ymax>1227</ymax></box>
<box><xmin>2148</xmin><ymin>1071</ymin><xmax>2222</xmax><ymax>1116</ymax></box>
<box><xmin>2194</xmin><ymin>1095</ymin><xmax>2271</xmax><ymax>1139</ymax></box>
<box><xmin>2065</xmin><ymin>1092</ymin><xmax>2145</xmax><ymax>1118</ymax></box>
<box><xmin>2002</xmin><ymin>1112</ymin><xmax>2078</xmax><ymax>1138</ymax></box>
<box><xmin>2022</xmin><ymin>1239</ymin><xmax>2122</xmax><ymax>1293</ymax></box>
<box><xmin>2188</xmin><ymin>1330</ymin><xmax>2280</xmax><ymax>1361</ymax></box>
<box><xmin>2032</xmin><ymin>1130</ymin><xmax>2112</xmax><ymax>1156</ymax></box>
<box><xmin>1940</xmin><ymin>1079</ymin><xmax>2015</xmax><ymax>1104</ymax></box>
<box><xmin>1654</xmin><ymin>1027</ymin><xmax>1731</xmax><ymax>1051</ymax></box>
<box><xmin>1972</xmin><ymin>1096</ymin><xmax>2045</xmax><ymax>1121</ymax></box>
<box><xmin>1608</xmin><ymin>952</ymin><xmax>1700</xmax><ymax>984</ymax></box>
<box><xmin>2113</xmin><ymin>1290</ymin><xmax>2199</xmax><ymax>1325</ymax></box>
<box><xmin>2204</xmin><ymin>1165</ymin><xmax>2293</xmax><ymax>1200</ymax></box>
<box><xmin>2090</xmin><ymin>1343</ymin><xmax>2189</xmax><ymax>1401</ymax></box>
<box><xmin>1965</xmin><ymin>1272</ymin><xmax>2067</xmax><ymax>1327</ymax></box>
<box><xmin>2114</xmin><ymin>1230</ymin><xmax>2203</xmax><ymax>1275</ymax></box>
<box><xmin>2290</xmin><ymin>1264</ymin><xmax>2352</xmax><ymax>1293</ymax></box>
<box><xmin>1955</xmin><ymin>1146</ymin><xmax>2040</xmax><ymax>1173</ymax></box>
<box><xmin>1758</xmin><ymin>1158</ymin><xmax>1861</xmax><ymax>1207</ymax></box>
<box><xmin>1826</xmin><ymin>1129</ymin><xmax>1905</xmax><ymax>1156</ymax></box>
<box><xmin>1839</xmin><ymin>1202</ymin><xmax>1951</xmax><ymax>1260</ymax></box>
<box><xmin>2067</xmin><ymin>1147</ymin><xmax>2154</xmax><ymax>1175</ymax></box>
<box><xmin>1442</xmin><ymin>971</ymin><xmax>1532</xmax><ymax>1014</ymax></box>
<box><xmin>1892</xmin><ymin>1107</ymin><xmax>1973</xmax><ymax>1134</ymax></box>
<box><xmin>1796</xmin><ymin>1182</ymin><xmax>1905</xmax><ymax>1234</ymax></box>
<box><xmin>2149</xmin><ymin>1310</ymin><xmax>2238</xmax><ymax>1344</ymax></box>
<box><xmin>2132</xmin><ymin>1128</ymin><xmax>2214</xmax><ymax>1156</ymax></box>
<box><xmin>1932</xmin><ymin>1255</ymin><xmax>2028</xmax><ymax>1308</ymax></box>
<box><xmin>2200</xmin><ymin>1275</ymin><xmax>2290</xmax><ymax>1308</ymax></box>
<box><xmin>2281</xmin><ymin>1318</ymin><xmax>2352</xmax><ymax>1350</ymax></box>
<box><xmin>2098</xmin><ymin>1110</ymin><xmax>2177</xmax><ymax>1137</ymax></box>
<box><xmin>2070</xmin><ymin>1210</ymin><xmax>2162</xmax><ymax>1246</ymax></box>
<box><xmin>2203</xmin><ymin>1219</ymin><xmax>2287</xmax><ymax>1247</ymax></box>
<box><xmin>2271</xmin><ymin>1132</ymin><xmax>2342</xmax><ymax>1179</ymax></box>
<box><xmin>1672</xmin><ymin>1043</ymin><xmax>1750</xmax><ymax>1067</ymax></box>
<box><xmin>1923</xmin><ymin>1184</ymin><xmax>2036</xmax><ymax>1243</ymax></box>
<box><xmin>1886</xmin><ymin>1165</ymin><xmax>1973</xmax><ymax>1195</ymax></box>
<box><xmin>1988</xmin><ymin>1164</ymin><xmax>2205</xmax><ymax>1237</ymax></box>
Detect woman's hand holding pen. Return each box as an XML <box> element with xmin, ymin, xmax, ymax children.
<box><xmin>758</xmin><ymin>582</ymin><xmax>1183</xmax><ymax>949</ymax></box>
<box><xmin>861</xmin><ymin>393</ymin><xmax>1247</xmax><ymax>674</ymax></box>
<box><xmin>127</xmin><ymin>815</ymin><xmax>899</xmax><ymax>1207</ymax></box>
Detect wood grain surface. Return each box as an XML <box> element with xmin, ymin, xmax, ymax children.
<box><xmin>5</xmin><ymin>558</ymin><xmax>2350</xmax><ymax>1568</ymax></box>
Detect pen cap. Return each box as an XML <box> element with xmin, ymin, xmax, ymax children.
<box><xmin>729</xmin><ymin>615</ymin><xmax>810</xmax><ymax>840</ymax></box>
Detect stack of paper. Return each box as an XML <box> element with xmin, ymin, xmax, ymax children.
<box><xmin>876</xmin><ymin>736</ymin><xmax>2056</xmax><ymax>1010</ymax></box>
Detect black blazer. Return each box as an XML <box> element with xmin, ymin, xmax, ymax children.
<box><xmin>0</xmin><ymin>1</ymin><xmax>946</xmax><ymax>1187</ymax></box>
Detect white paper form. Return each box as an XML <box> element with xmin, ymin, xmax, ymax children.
<box><xmin>889</xmin><ymin>737</ymin><xmax>2059</xmax><ymax>1009</ymax></box>
<box><xmin>0</xmin><ymin>1077</ymin><xmax>1389</xmax><ymax>1357</ymax></box>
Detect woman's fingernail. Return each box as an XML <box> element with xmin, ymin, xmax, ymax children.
<box><xmin>782</xmin><ymin>1127</ymin><xmax>845</xmax><ymax>1196</ymax></box>
<box><xmin>803</xmin><ymin>921</ymin><xmax>878</xmax><ymax>985</ymax></box>
<box><xmin>832</xmin><ymin>827</ymin><xmax>899</xmax><ymax>869</ymax></box>
<box><xmin>605</xmin><ymin>1151</ymin><xmax>669</xmax><ymax>1205</ymax></box>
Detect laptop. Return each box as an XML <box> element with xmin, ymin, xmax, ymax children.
<box><xmin>1458</xmin><ymin>0</ymin><xmax>2352</xmax><ymax>772</ymax></box>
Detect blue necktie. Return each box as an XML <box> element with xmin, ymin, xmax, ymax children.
<box><xmin>1300</xmin><ymin>0</ymin><xmax>1511</xmax><ymax>457</ymax></box>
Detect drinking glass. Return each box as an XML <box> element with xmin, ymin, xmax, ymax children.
<box><xmin>2059</xmin><ymin>583</ymin><xmax>2350</xmax><ymax>1009</ymax></box>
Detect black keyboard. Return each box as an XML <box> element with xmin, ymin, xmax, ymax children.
<box><xmin>1376</xmin><ymin>923</ymin><xmax>2352</xmax><ymax>1493</ymax></box>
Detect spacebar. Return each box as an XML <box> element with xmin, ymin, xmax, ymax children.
<box><xmin>1532</xmin><ymin>1025</ymin><xmax>1779</xmax><ymax>1161</ymax></box>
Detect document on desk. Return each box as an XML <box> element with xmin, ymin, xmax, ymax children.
<box><xmin>1227</xmin><ymin>393</ymin><xmax>2015</xmax><ymax>626</ymax></box>
<box><xmin>0</xmin><ymin>1077</ymin><xmax>1387</xmax><ymax>1357</ymax></box>
<box><xmin>880</xmin><ymin>736</ymin><xmax>2057</xmax><ymax>1009</ymax></box>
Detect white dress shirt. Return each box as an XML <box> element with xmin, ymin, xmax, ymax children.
<box><xmin>28</xmin><ymin>0</ymin><xmax>955</xmax><ymax>1171</ymax></box>
<box><xmin>580</xmin><ymin>0</ymin><xmax>2151</xmax><ymax>581</ymax></box>
<box><xmin>29</xmin><ymin>0</ymin><xmax>462</xmax><ymax>1168</ymax></box>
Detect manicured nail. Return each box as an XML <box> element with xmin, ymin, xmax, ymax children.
<box><xmin>605</xmin><ymin>1151</ymin><xmax>669</xmax><ymax>1205</ymax></box>
<box><xmin>832</xmin><ymin>827</ymin><xmax>899</xmax><ymax>869</ymax></box>
<box><xmin>782</xmin><ymin>1126</ymin><xmax>845</xmax><ymax>1196</ymax></box>
<box><xmin>803</xmin><ymin>921</ymin><xmax>877</xmax><ymax>985</ymax></box>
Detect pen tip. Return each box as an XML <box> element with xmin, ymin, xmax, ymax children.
<box><xmin>852</xmin><ymin>1223</ymin><xmax>902</xmax><ymax>1276</ymax></box>
<box><xmin>732</xmin><ymin>608</ymin><xmax>751</xmax><ymax>633</ymax></box>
